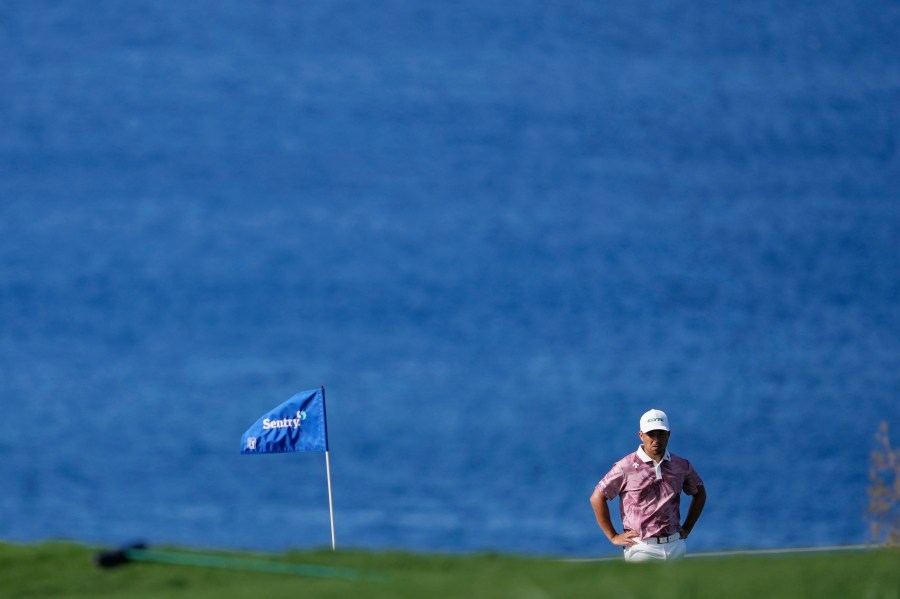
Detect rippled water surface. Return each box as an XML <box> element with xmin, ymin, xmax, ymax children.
<box><xmin>1</xmin><ymin>1</ymin><xmax>898</xmax><ymax>556</ymax></box>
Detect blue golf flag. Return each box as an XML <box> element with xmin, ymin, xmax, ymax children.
<box><xmin>241</xmin><ymin>387</ymin><xmax>329</xmax><ymax>455</ymax></box>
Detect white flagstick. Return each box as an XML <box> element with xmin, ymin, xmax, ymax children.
<box><xmin>320</xmin><ymin>386</ymin><xmax>336</xmax><ymax>551</ymax></box>
<box><xmin>325</xmin><ymin>450</ymin><xmax>336</xmax><ymax>551</ymax></box>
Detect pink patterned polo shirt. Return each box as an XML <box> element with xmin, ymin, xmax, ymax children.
<box><xmin>596</xmin><ymin>447</ymin><xmax>704</xmax><ymax>540</ymax></box>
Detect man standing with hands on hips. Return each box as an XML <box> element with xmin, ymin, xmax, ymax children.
<box><xmin>590</xmin><ymin>409</ymin><xmax>707</xmax><ymax>561</ymax></box>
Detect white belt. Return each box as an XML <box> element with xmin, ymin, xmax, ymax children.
<box><xmin>644</xmin><ymin>532</ymin><xmax>681</xmax><ymax>544</ymax></box>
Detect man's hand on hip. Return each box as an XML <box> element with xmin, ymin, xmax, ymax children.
<box><xmin>610</xmin><ymin>530</ymin><xmax>639</xmax><ymax>546</ymax></box>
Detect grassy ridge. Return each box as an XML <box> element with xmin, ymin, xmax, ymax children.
<box><xmin>1</xmin><ymin>542</ymin><xmax>897</xmax><ymax>598</ymax></box>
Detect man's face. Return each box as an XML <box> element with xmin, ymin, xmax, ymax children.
<box><xmin>639</xmin><ymin>429</ymin><xmax>670</xmax><ymax>456</ymax></box>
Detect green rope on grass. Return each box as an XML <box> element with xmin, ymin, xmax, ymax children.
<box><xmin>124</xmin><ymin>548</ymin><xmax>384</xmax><ymax>581</ymax></box>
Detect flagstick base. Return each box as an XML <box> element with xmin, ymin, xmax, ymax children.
<box><xmin>325</xmin><ymin>450</ymin><xmax>336</xmax><ymax>551</ymax></box>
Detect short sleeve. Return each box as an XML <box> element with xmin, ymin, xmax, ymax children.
<box><xmin>596</xmin><ymin>461</ymin><xmax>625</xmax><ymax>500</ymax></box>
<box><xmin>682</xmin><ymin>460</ymin><xmax>704</xmax><ymax>496</ymax></box>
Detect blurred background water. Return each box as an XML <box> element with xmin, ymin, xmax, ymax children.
<box><xmin>1</xmin><ymin>1</ymin><xmax>898</xmax><ymax>557</ymax></box>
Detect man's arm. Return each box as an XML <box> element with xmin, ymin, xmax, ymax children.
<box><xmin>590</xmin><ymin>486</ymin><xmax>638</xmax><ymax>546</ymax></box>
<box><xmin>679</xmin><ymin>485</ymin><xmax>707</xmax><ymax>539</ymax></box>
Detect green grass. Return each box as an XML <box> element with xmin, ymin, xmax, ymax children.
<box><xmin>1</xmin><ymin>542</ymin><xmax>897</xmax><ymax>598</ymax></box>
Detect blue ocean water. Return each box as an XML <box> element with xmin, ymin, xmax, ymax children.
<box><xmin>1</xmin><ymin>1</ymin><xmax>898</xmax><ymax>557</ymax></box>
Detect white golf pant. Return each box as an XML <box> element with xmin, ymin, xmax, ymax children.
<box><xmin>624</xmin><ymin>538</ymin><xmax>687</xmax><ymax>562</ymax></box>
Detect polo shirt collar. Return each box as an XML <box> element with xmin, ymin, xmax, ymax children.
<box><xmin>637</xmin><ymin>446</ymin><xmax>671</xmax><ymax>463</ymax></box>
<box><xmin>636</xmin><ymin>446</ymin><xmax>670</xmax><ymax>480</ymax></box>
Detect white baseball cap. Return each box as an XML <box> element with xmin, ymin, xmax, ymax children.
<box><xmin>640</xmin><ymin>409</ymin><xmax>670</xmax><ymax>433</ymax></box>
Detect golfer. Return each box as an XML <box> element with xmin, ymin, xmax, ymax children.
<box><xmin>590</xmin><ymin>409</ymin><xmax>706</xmax><ymax>561</ymax></box>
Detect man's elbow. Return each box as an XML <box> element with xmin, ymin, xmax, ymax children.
<box><xmin>694</xmin><ymin>486</ymin><xmax>707</xmax><ymax>503</ymax></box>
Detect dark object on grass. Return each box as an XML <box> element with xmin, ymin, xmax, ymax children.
<box><xmin>94</xmin><ymin>542</ymin><xmax>148</xmax><ymax>568</ymax></box>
